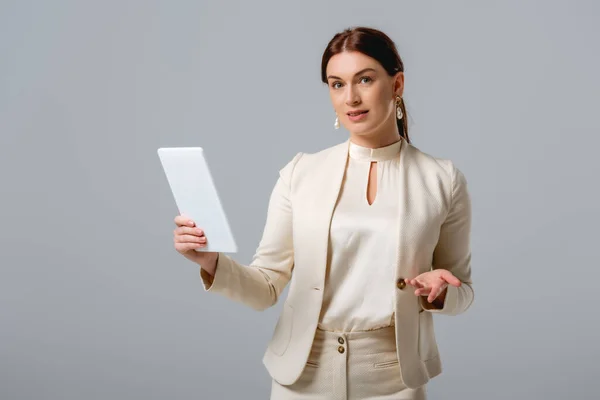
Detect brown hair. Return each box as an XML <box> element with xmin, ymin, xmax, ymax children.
<box><xmin>321</xmin><ymin>27</ymin><xmax>410</xmax><ymax>143</ymax></box>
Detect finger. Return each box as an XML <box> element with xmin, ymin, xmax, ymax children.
<box><xmin>440</xmin><ymin>270</ymin><xmax>462</xmax><ymax>286</ymax></box>
<box><xmin>409</xmin><ymin>278</ymin><xmax>425</xmax><ymax>289</ymax></box>
<box><xmin>427</xmin><ymin>287</ymin><xmax>438</xmax><ymax>303</ymax></box>
<box><xmin>174</xmin><ymin>227</ymin><xmax>205</xmax><ymax>237</ymax></box>
<box><xmin>175</xmin><ymin>234</ymin><xmax>207</xmax><ymax>244</ymax></box>
<box><xmin>175</xmin><ymin>242</ymin><xmax>203</xmax><ymax>252</ymax></box>
<box><xmin>415</xmin><ymin>287</ymin><xmax>431</xmax><ymax>296</ymax></box>
<box><xmin>174</xmin><ymin>215</ymin><xmax>196</xmax><ymax>227</ymax></box>
<box><xmin>448</xmin><ymin>276</ymin><xmax>462</xmax><ymax>286</ymax></box>
<box><xmin>428</xmin><ymin>284</ymin><xmax>446</xmax><ymax>303</ymax></box>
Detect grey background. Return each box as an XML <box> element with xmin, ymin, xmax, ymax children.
<box><xmin>1</xmin><ymin>0</ymin><xmax>598</xmax><ymax>399</ymax></box>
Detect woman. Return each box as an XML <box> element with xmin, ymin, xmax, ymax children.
<box><xmin>173</xmin><ymin>26</ymin><xmax>473</xmax><ymax>400</ymax></box>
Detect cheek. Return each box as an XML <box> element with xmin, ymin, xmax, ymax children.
<box><xmin>365</xmin><ymin>87</ymin><xmax>390</xmax><ymax>111</ymax></box>
<box><xmin>329</xmin><ymin>92</ymin><xmax>345</xmax><ymax>112</ymax></box>
<box><xmin>374</xmin><ymin>95</ymin><xmax>394</xmax><ymax>116</ymax></box>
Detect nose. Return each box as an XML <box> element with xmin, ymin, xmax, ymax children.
<box><xmin>345</xmin><ymin>84</ymin><xmax>360</xmax><ymax>106</ymax></box>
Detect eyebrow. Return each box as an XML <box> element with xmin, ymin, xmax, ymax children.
<box><xmin>326</xmin><ymin>68</ymin><xmax>377</xmax><ymax>80</ymax></box>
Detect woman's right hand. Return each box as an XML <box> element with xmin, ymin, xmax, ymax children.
<box><xmin>173</xmin><ymin>215</ymin><xmax>219</xmax><ymax>276</ymax></box>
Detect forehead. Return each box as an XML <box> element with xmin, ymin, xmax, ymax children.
<box><xmin>326</xmin><ymin>51</ymin><xmax>382</xmax><ymax>78</ymax></box>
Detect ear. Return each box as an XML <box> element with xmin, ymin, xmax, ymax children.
<box><xmin>393</xmin><ymin>71</ymin><xmax>404</xmax><ymax>97</ymax></box>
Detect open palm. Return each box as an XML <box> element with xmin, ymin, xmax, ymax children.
<box><xmin>407</xmin><ymin>269</ymin><xmax>461</xmax><ymax>303</ymax></box>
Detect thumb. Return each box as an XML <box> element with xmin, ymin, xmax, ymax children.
<box><xmin>441</xmin><ymin>270</ymin><xmax>462</xmax><ymax>286</ymax></box>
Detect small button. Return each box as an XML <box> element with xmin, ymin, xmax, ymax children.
<box><xmin>338</xmin><ymin>337</ymin><xmax>344</xmax><ymax>344</ymax></box>
<box><xmin>397</xmin><ymin>278</ymin><xmax>406</xmax><ymax>290</ymax></box>
<box><xmin>338</xmin><ymin>346</ymin><xmax>345</xmax><ymax>354</ymax></box>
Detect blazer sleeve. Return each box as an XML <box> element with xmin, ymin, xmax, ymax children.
<box><xmin>198</xmin><ymin>152</ymin><xmax>303</xmax><ymax>311</ymax></box>
<box><xmin>420</xmin><ymin>163</ymin><xmax>474</xmax><ymax>315</ymax></box>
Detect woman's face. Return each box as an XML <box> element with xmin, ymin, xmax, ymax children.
<box><xmin>326</xmin><ymin>51</ymin><xmax>403</xmax><ymax>140</ymax></box>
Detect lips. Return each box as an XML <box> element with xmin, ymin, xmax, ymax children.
<box><xmin>347</xmin><ymin>110</ymin><xmax>368</xmax><ymax>116</ymax></box>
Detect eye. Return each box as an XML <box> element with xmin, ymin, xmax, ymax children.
<box><xmin>331</xmin><ymin>81</ymin><xmax>343</xmax><ymax>89</ymax></box>
<box><xmin>360</xmin><ymin>76</ymin><xmax>373</xmax><ymax>84</ymax></box>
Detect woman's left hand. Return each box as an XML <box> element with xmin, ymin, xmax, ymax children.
<box><xmin>407</xmin><ymin>269</ymin><xmax>462</xmax><ymax>304</ymax></box>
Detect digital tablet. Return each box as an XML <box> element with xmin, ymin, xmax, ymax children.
<box><xmin>157</xmin><ymin>147</ymin><xmax>238</xmax><ymax>253</ymax></box>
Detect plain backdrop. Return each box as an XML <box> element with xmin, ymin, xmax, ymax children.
<box><xmin>1</xmin><ymin>1</ymin><xmax>599</xmax><ymax>399</ymax></box>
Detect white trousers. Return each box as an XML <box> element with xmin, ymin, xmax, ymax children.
<box><xmin>270</xmin><ymin>325</ymin><xmax>427</xmax><ymax>400</ymax></box>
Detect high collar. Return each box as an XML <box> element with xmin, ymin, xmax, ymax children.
<box><xmin>348</xmin><ymin>139</ymin><xmax>403</xmax><ymax>161</ymax></box>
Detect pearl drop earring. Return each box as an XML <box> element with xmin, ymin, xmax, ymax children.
<box><xmin>334</xmin><ymin>116</ymin><xmax>340</xmax><ymax>129</ymax></box>
<box><xmin>396</xmin><ymin>96</ymin><xmax>403</xmax><ymax>120</ymax></box>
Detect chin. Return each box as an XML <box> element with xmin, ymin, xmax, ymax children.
<box><xmin>348</xmin><ymin>125</ymin><xmax>377</xmax><ymax>137</ymax></box>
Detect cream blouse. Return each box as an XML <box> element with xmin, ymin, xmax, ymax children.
<box><xmin>317</xmin><ymin>139</ymin><xmax>402</xmax><ymax>332</ymax></box>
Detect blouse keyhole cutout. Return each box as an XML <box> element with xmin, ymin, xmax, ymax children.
<box><xmin>366</xmin><ymin>161</ymin><xmax>378</xmax><ymax>206</ymax></box>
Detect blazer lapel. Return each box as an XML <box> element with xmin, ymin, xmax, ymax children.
<box><xmin>310</xmin><ymin>140</ymin><xmax>350</xmax><ymax>288</ymax></box>
<box><xmin>395</xmin><ymin>139</ymin><xmax>419</xmax><ymax>283</ymax></box>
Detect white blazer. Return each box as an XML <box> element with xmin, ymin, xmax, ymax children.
<box><xmin>200</xmin><ymin>138</ymin><xmax>474</xmax><ymax>389</ymax></box>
